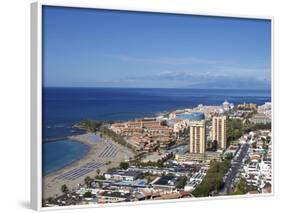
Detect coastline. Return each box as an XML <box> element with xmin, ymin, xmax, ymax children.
<box><xmin>43</xmin><ymin>138</ymin><xmax>90</xmax><ymax>176</ymax></box>
<box><xmin>42</xmin><ymin>99</ymin><xmax>265</xmax><ymax>177</ymax></box>
<box><xmin>42</xmin><ymin>100</ymin><xmax>271</xmax><ymax>199</ymax></box>
<box><xmin>43</xmin><ymin>133</ymin><xmax>134</xmax><ymax>199</ymax></box>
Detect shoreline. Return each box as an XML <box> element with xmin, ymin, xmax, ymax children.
<box><xmin>43</xmin><ymin>133</ymin><xmax>134</xmax><ymax>198</ymax></box>
<box><xmin>42</xmin><ymin>99</ymin><xmax>264</xmax><ymax>177</ymax></box>
<box><xmin>42</xmin><ymin>100</ymin><xmax>270</xmax><ymax>198</ymax></box>
<box><xmin>43</xmin><ymin>139</ymin><xmax>91</xmax><ymax>176</ymax></box>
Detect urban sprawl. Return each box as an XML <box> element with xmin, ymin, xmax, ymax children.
<box><xmin>43</xmin><ymin>101</ymin><xmax>272</xmax><ymax>207</ymax></box>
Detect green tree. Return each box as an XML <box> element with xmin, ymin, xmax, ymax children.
<box><xmin>95</xmin><ymin>175</ymin><xmax>105</xmax><ymax>180</ymax></box>
<box><xmin>119</xmin><ymin>161</ymin><xmax>129</xmax><ymax>170</ymax></box>
<box><xmin>83</xmin><ymin>191</ymin><xmax>92</xmax><ymax>198</ymax></box>
<box><xmin>61</xmin><ymin>184</ymin><xmax>69</xmax><ymax>194</ymax></box>
<box><xmin>176</xmin><ymin>176</ymin><xmax>188</xmax><ymax>189</ymax></box>
<box><xmin>105</xmin><ymin>161</ymin><xmax>111</xmax><ymax>165</ymax></box>
<box><xmin>192</xmin><ymin>160</ymin><xmax>231</xmax><ymax>197</ymax></box>
<box><xmin>225</xmin><ymin>153</ymin><xmax>233</xmax><ymax>160</ymax></box>
<box><xmin>226</xmin><ymin>119</ymin><xmax>243</xmax><ymax>142</ymax></box>
<box><xmin>79</xmin><ymin>120</ymin><xmax>102</xmax><ymax>132</ymax></box>
<box><xmin>96</xmin><ymin>169</ymin><xmax>101</xmax><ymax>175</ymax></box>
<box><xmin>84</xmin><ymin>176</ymin><xmax>92</xmax><ymax>188</ymax></box>
<box><xmin>236</xmin><ymin>177</ymin><xmax>248</xmax><ymax>194</ymax></box>
<box><xmin>230</xmin><ymin>177</ymin><xmax>249</xmax><ymax>195</ymax></box>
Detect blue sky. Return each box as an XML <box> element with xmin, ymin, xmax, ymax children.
<box><xmin>43</xmin><ymin>6</ymin><xmax>271</xmax><ymax>89</ymax></box>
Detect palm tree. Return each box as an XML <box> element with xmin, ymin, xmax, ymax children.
<box><xmin>84</xmin><ymin>176</ymin><xmax>92</xmax><ymax>188</ymax></box>
<box><xmin>61</xmin><ymin>184</ymin><xmax>69</xmax><ymax>194</ymax></box>
<box><xmin>96</xmin><ymin>169</ymin><xmax>101</xmax><ymax>175</ymax></box>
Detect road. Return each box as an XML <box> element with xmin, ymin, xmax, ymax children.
<box><xmin>220</xmin><ymin>143</ymin><xmax>249</xmax><ymax>195</ymax></box>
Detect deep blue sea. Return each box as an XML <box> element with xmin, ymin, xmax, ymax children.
<box><xmin>42</xmin><ymin>87</ymin><xmax>271</xmax><ymax>175</ymax></box>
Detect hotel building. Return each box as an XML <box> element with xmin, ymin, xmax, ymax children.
<box><xmin>212</xmin><ymin>116</ymin><xmax>227</xmax><ymax>149</ymax></box>
<box><xmin>176</xmin><ymin>120</ymin><xmax>221</xmax><ymax>162</ymax></box>
<box><xmin>190</xmin><ymin>121</ymin><xmax>206</xmax><ymax>154</ymax></box>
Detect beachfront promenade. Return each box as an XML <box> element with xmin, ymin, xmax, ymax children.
<box><xmin>43</xmin><ymin>133</ymin><xmax>134</xmax><ymax>199</ymax></box>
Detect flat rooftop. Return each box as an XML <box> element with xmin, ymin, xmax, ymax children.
<box><xmin>153</xmin><ymin>175</ymin><xmax>177</xmax><ymax>186</ymax></box>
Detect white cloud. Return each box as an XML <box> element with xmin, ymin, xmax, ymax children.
<box><xmin>107</xmin><ymin>54</ymin><xmax>226</xmax><ymax>65</ymax></box>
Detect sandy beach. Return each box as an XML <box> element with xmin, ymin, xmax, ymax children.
<box><xmin>42</xmin><ymin>133</ymin><xmax>134</xmax><ymax>199</ymax></box>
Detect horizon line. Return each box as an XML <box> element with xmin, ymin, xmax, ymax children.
<box><xmin>42</xmin><ymin>86</ymin><xmax>271</xmax><ymax>91</ymax></box>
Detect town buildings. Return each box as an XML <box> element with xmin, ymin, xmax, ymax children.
<box><xmin>240</xmin><ymin>130</ymin><xmax>272</xmax><ymax>193</ymax></box>
<box><xmin>184</xmin><ymin>166</ymin><xmax>208</xmax><ymax>192</ymax></box>
<box><xmin>257</xmin><ymin>102</ymin><xmax>271</xmax><ymax>115</ymax></box>
<box><xmin>175</xmin><ymin>119</ymin><xmax>221</xmax><ymax>162</ymax></box>
<box><xmin>110</xmin><ymin>118</ymin><xmax>174</xmax><ymax>152</ymax></box>
<box><xmin>249</xmin><ymin>102</ymin><xmax>271</xmax><ymax>124</ymax></box>
<box><xmin>237</xmin><ymin>103</ymin><xmax>257</xmax><ymax>111</ymax></box>
<box><xmin>104</xmin><ymin>170</ymin><xmax>142</xmax><ymax>181</ymax></box>
<box><xmin>250</xmin><ymin>113</ymin><xmax>271</xmax><ymax>124</ymax></box>
<box><xmin>43</xmin><ymin>101</ymin><xmax>273</xmax><ymax>207</ymax></box>
<box><xmin>98</xmin><ymin>191</ymin><xmax>131</xmax><ymax>203</ymax></box>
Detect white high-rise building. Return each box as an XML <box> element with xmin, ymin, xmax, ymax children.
<box><xmin>212</xmin><ymin>116</ymin><xmax>227</xmax><ymax>149</ymax></box>
<box><xmin>190</xmin><ymin>120</ymin><xmax>206</xmax><ymax>154</ymax></box>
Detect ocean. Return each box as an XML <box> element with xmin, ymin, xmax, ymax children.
<box><xmin>42</xmin><ymin>87</ymin><xmax>271</xmax><ymax>175</ymax></box>
<box><xmin>42</xmin><ymin>139</ymin><xmax>89</xmax><ymax>176</ymax></box>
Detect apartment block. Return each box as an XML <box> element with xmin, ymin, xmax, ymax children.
<box><xmin>212</xmin><ymin>116</ymin><xmax>227</xmax><ymax>149</ymax></box>
<box><xmin>190</xmin><ymin>121</ymin><xmax>206</xmax><ymax>154</ymax></box>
